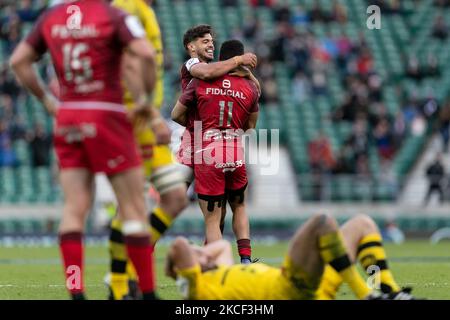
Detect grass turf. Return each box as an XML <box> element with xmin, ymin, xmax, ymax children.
<box><xmin>0</xmin><ymin>240</ymin><xmax>449</xmax><ymax>300</ymax></box>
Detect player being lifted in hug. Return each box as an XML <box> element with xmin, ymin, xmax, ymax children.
<box><xmin>177</xmin><ymin>26</ymin><xmax>260</xmax><ymax>265</ymax></box>
<box><xmin>172</xmin><ymin>39</ymin><xmax>259</xmax><ymax>264</ymax></box>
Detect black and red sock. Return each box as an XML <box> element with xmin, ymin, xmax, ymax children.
<box><xmin>124</xmin><ymin>235</ymin><xmax>155</xmax><ymax>299</ymax></box>
<box><xmin>59</xmin><ymin>232</ymin><xmax>84</xmax><ymax>298</ymax></box>
<box><xmin>237</xmin><ymin>238</ymin><xmax>252</xmax><ymax>261</ymax></box>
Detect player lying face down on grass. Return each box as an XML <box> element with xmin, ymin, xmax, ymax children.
<box><xmin>171</xmin><ymin>40</ymin><xmax>259</xmax><ymax>263</ymax></box>
<box><xmin>165</xmin><ymin>214</ymin><xmax>418</xmax><ymax>300</ymax></box>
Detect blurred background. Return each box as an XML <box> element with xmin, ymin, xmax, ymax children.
<box><xmin>1</xmin><ymin>0</ymin><xmax>450</xmax><ymax>242</ymax></box>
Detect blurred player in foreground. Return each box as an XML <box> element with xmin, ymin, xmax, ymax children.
<box><xmin>107</xmin><ymin>0</ymin><xmax>189</xmax><ymax>300</ymax></box>
<box><xmin>172</xmin><ymin>40</ymin><xmax>259</xmax><ymax>264</ymax></box>
<box><xmin>10</xmin><ymin>0</ymin><xmax>158</xmax><ymax>300</ymax></box>
<box><xmin>165</xmin><ymin>214</ymin><xmax>418</xmax><ymax>300</ymax></box>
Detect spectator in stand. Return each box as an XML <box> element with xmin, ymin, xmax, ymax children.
<box><xmin>308</xmin><ymin>131</ymin><xmax>336</xmax><ymax>200</ymax></box>
<box><xmin>424</xmin><ymin>153</ymin><xmax>446</xmax><ymax>205</ymax></box>
<box><xmin>16</xmin><ymin>0</ymin><xmax>46</xmax><ymax>23</ymax></box>
<box><xmin>438</xmin><ymin>99</ymin><xmax>450</xmax><ymax>153</ymax></box>
<box><xmin>369</xmin><ymin>103</ymin><xmax>392</xmax><ymax>129</ymax></box>
<box><xmin>290</xmin><ymin>4</ymin><xmax>309</xmax><ymax>27</ymax></box>
<box><xmin>356</xmin><ymin>47</ymin><xmax>374</xmax><ymax>77</ymax></box>
<box><xmin>0</xmin><ymin>65</ymin><xmax>22</xmax><ymax>99</ymax></box>
<box><xmin>335</xmin><ymin>32</ymin><xmax>353</xmax><ymax>76</ymax></box>
<box><xmin>431</xmin><ymin>15</ymin><xmax>448</xmax><ymax>40</ymax></box>
<box><xmin>332</xmin><ymin>93</ymin><xmax>359</xmax><ymax>122</ymax></box>
<box><xmin>242</xmin><ymin>15</ymin><xmax>264</xmax><ymax>43</ymax></box>
<box><xmin>292</xmin><ymin>71</ymin><xmax>309</xmax><ymax>103</ymax></box>
<box><xmin>0</xmin><ymin>93</ymin><xmax>16</xmax><ymax>123</ymax></box>
<box><xmin>309</xmin><ymin>1</ymin><xmax>329</xmax><ymax>23</ymax></box>
<box><xmin>401</xmin><ymin>98</ymin><xmax>420</xmax><ymax>127</ymax></box>
<box><xmin>346</xmin><ymin>117</ymin><xmax>369</xmax><ymax>161</ymax></box>
<box><xmin>249</xmin><ymin>0</ymin><xmax>275</xmax><ymax>7</ymax></box>
<box><xmin>0</xmin><ymin>9</ymin><xmax>22</xmax><ymax>56</ymax></box>
<box><xmin>273</xmin><ymin>1</ymin><xmax>291</xmax><ymax>23</ymax></box>
<box><xmin>308</xmin><ymin>132</ymin><xmax>336</xmax><ymax>173</ymax></box>
<box><xmin>425</xmin><ymin>54</ymin><xmax>441</xmax><ymax>78</ymax></box>
<box><xmin>260</xmin><ymin>78</ymin><xmax>278</xmax><ymax>106</ymax></box>
<box><xmin>331</xmin><ymin>0</ymin><xmax>347</xmax><ymax>24</ymax></box>
<box><xmin>0</xmin><ymin>120</ymin><xmax>18</xmax><ymax>167</ymax></box>
<box><xmin>434</xmin><ymin>0</ymin><xmax>450</xmax><ymax>7</ymax></box>
<box><xmin>27</xmin><ymin>122</ymin><xmax>52</xmax><ymax>167</ymax></box>
<box><xmin>373</xmin><ymin>118</ymin><xmax>395</xmax><ymax>162</ymax></box>
<box><xmin>286</xmin><ymin>32</ymin><xmax>310</xmax><ymax>73</ymax></box>
<box><xmin>405</xmin><ymin>55</ymin><xmax>424</xmax><ymax>81</ymax></box>
<box><xmin>392</xmin><ymin>111</ymin><xmax>406</xmax><ymax>150</ymax></box>
<box><xmin>367</xmin><ymin>73</ymin><xmax>383</xmax><ymax>102</ymax></box>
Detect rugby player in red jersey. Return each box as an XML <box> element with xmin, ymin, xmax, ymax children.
<box><xmin>177</xmin><ymin>24</ymin><xmax>258</xmax><ymax>174</ymax></box>
<box><xmin>172</xmin><ymin>40</ymin><xmax>259</xmax><ymax>264</ymax></box>
<box><xmin>10</xmin><ymin>0</ymin><xmax>159</xmax><ymax>300</ymax></box>
<box><xmin>177</xmin><ymin>26</ymin><xmax>259</xmax><ymax>259</ymax></box>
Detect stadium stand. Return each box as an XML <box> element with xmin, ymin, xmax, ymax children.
<box><xmin>156</xmin><ymin>0</ymin><xmax>450</xmax><ymax>203</ymax></box>
<box><xmin>1</xmin><ymin>0</ymin><xmax>450</xmax><ymax>234</ymax></box>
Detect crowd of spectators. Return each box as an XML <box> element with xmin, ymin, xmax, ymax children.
<box><xmin>0</xmin><ymin>0</ymin><xmax>51</xmax><ymax>169</ymax></box>
<box><xmin>1</xmin><ymin>0</ymin><xmax>448</xmax><ymax>204</ymax></box>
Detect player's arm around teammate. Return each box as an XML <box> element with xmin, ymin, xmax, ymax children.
<box><xmin>171</xmin><ymin>101</ymin><xmax>189</xmax><ymax>126</ymax></box>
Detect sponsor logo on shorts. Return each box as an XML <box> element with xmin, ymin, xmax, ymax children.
<box><xmin>107</xmin><ymin>155</ymin><xmax>125</xmax><ymax>169</ymax></box>
<box><xmin>56</xmin><ymin>123</ymin><xmax>97</xmax><ymax>143</ymax></box>
<box><xmin>215</xmin><ymin>160</ymin><xmax>244</xmax><ymax>172</ymax></box>
<box><xmin>172</xmin><ymin>121</ymin><xmax>280</xmax><ymax>175</ymax></box>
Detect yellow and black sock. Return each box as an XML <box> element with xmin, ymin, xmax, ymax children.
<box><xmin>149</xmin><ymin>207</ymin><xmax>174</xmax><ymax>245</ymax></box>
<box><xmin>316</xmin><ymin>264</ymin><xmax>343</xmax><ymax>300</ymax></box>
<box><xmin>319</xmin><ymin>231</ymin><xmax>371</xmax><ymax>299</ymax></box>
<box><xmin>108</xmin><ymin>218</ymin><xmax>130</xmax><ymax>300</ymax></box>
<box><xmin>357</xmin><ymin>233</ymin><xmax>400</xmax><ymax>293</ymax></box>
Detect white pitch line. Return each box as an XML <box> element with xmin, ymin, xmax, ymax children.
<box><xmin>0</xmin><ymin>284</ymin><xmax>104</xmax><ymax>288</ymax></box>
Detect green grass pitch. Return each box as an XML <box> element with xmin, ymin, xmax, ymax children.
<box><xmin>0</xmin><ymin>240</ymin><xmax>449</xmax><ymax>300</ymax></box>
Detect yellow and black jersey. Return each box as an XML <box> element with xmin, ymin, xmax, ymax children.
<box><xmin>112</xmin><ymin>0</ymin><xmax>164</xmax><ymax>108</ymax></box>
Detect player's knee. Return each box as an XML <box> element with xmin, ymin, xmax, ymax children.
<box><xmin>66</xmin><ymin>193</ymin><xmax>92</xmax><ymax>217</ymax></box>
<box><xmin>353</xmin><ymin>214</ymin><xmax>378</xmax><ymax>233</ymax></box>
<box><xmin>172</xmin><ymin>236</ymin><xmax>189</xmax><ymax>250</ymax></box>
<box><xmin>310</xmin><ymin>213</ymin><xmax>338</xmax><ymax>232</ymax></box>
<box><xmin>151</xmin><ymin>164</ymin><xmax>188</xmax><ymax>196</ymax></box>
<box><xmin>161</xmin><ymin>188</ymin><xmax>189</xmax><ymax>215</ymax></box>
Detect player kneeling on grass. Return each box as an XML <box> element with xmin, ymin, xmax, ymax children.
<box><xmin>165</xmin><ymin>214</ymin><xmax>419</xmax><ymax>300</ymax></box>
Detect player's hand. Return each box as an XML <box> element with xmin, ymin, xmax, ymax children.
<box><xmin>41</xmin><ymin>93</ymin><xmax>58</xmax><ymax>117</ymax></box>
<box><xmin>150</xmin><ymin>117</ymin><xmax>171</xmax><ymax>145</ymax></box>
<box><xmin>129</xmin><ymin>105</ymin><xmax>152</xmax><ymax>132</ymax></box>
<box><xmin>229</xmin><ymin>66</ymin><xmax>252</xmax><ymax>78</ymax></box>
<box><xmin>164</xmin><ymin>254</ymin><xmax>177</xmax><ymax>280</ymax></box>
<box><xmin>239</xmin><ymin>53</ymin><xmax>257</xmax><ymax>69</ymax></box>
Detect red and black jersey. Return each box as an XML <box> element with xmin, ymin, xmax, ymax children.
<box><xmin>26</xmin><ymin>0</ymin><xmax>144</xmax><ymax>104</ymax></box>
<box><xmin>179</xmin><ymin>74</ymin><xmax>259</xmax><ymax>134</ymax></box>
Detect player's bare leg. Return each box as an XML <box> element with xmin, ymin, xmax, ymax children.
<box><xmin>108</xmin><ymin>163</ymin><xmax>189</xmax><ymax>300</ymax></box>
<box><xmin>220</xmin><ymin>205</ymin><xmax>226</xmax><ymax>235</ymax></box>
<box><xmin>228</xmin><ymin>194</ymin><xmax>252</xmax><ymax>264</ymax></box>
<box><xmin>109</xmin><ymin>167</ymin><xmax>156</xmax><ymax>300</ymax></box>
<box><xmin>318</xmin><ymin>214</ymin><xmax>407</xmax><ymax>299</ymax></box>
<box><xmin>287</xmin><ymin>213</ymin><xmax>372</xmax><ymax>299</ymax></box>
<box><xmin>198</xmin><ymin>197</ymin><xmax>224</xmax><ymax>244</ymax></box>
<box><xmin>58</xmin><ymin>169</ymin><xmax>94</xmax><ymax>300</ymax></box>
<box><xmin>149</xmin><ymin>164</ymin><xmax>189</xmax><ymax>245</ymax></box>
